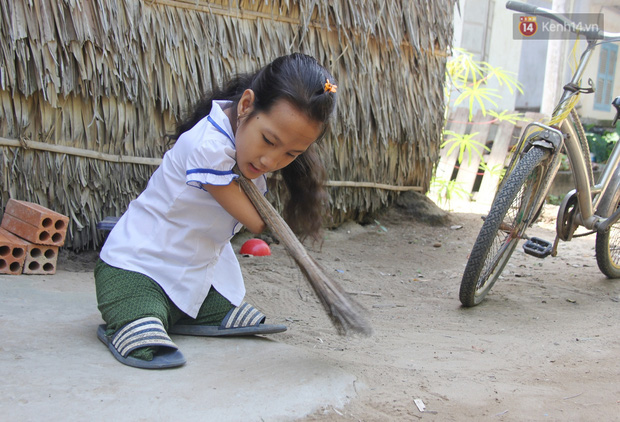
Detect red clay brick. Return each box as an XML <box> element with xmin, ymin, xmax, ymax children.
<box><xmin>22</xmin><ymin>244</ymin><xmax>58</xmax><ymax>275</ymax></box>
<box><xmin>1</xmin><ymin>199</ymin><xmax>68</xmax><ymax>246</ymax></box>
<box><xmin>4</xmin><ymin>199</ymin><xmax>69</xmax><ymax>229</ymax></box>
<box><xmin>0</xmin><ymin>228</ymin><xmax>29</xmax><ymax>275</ymax></box>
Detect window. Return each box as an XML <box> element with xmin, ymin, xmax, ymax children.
<box><xmin>594</xmin><ymin>43</ymin><xmax>617</xmax><ymax>111</ymax></box>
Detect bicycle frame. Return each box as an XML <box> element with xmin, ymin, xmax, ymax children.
<box><xmin>506</xmin><ymin>1</ymin><xmax>620</xmax><ymax>234</ymax></box>
<box><xmin>561</xmin><ymin>117</ymin><xmax>620</xmax><ymax>230</ymax></box>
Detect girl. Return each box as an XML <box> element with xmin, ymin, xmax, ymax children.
<box><xmin>95</xmin><ymin>53</ymin><xmax>337</xmax><ymax>369</ymax></box>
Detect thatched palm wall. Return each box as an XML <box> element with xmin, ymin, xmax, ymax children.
<box><xmin>0</xmin><ymin>0</ymin><xmax>454</xmax><ymax>250</ymax></box>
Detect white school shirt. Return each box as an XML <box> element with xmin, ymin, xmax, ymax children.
<box><xmin>100</xmin><ymin>100</ymin><xmax>267</xmax><ymax>318</ymax></box>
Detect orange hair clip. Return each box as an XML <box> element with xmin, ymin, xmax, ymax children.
<box><xmin>324</xmin><ymin>79</ymin><xmax>337</xmax><ymax>93</ymax></box>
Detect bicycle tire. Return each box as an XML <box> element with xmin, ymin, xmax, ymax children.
<box><xmin>459</xmin><ymin>147</ymin><xmax>550</xmax><ymax>307</ymax></box>
<box><xmin>595</xmin><ymin>166</ymin><xmax>620</xmax><ymax>278</ymax></box>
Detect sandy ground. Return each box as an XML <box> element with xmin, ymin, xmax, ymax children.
<box><xmin>58</xmin><ymin>198</ymin><xmax>619</xmax><ymax>421</ymax></box>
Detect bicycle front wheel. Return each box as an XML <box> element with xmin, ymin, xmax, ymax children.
<box><xmin>459</xmin><ymin>147</ymin><xmax>550</xmax><ymax>307</ymax></box>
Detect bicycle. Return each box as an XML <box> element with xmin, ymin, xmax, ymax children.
<box><xmin>459</xmin><ymin>1</ymin><xmax>620</xmax><ymax>307</ymax></box>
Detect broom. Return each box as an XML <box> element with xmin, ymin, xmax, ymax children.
<box><xmin>235</xmin><ymin>170</ymin><xmax>373</xmax><ymax>336</ymax></box>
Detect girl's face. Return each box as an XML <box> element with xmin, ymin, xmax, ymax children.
<box><xmin>233</xmin><ymin>90</ymin><xmax>323</xmax><ymax>179</ymax></box>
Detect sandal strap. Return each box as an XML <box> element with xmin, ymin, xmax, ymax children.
<box><xmin>223</xmin><ymin>302</ymin><xmax>266</xmax><ymax>329</ymax></box>
<box><xmin>111</xmin><ymin>317</ymin><xmax>177</xmax><ymax>358</ymax></box>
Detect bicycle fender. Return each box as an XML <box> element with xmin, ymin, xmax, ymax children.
<box><xmin>530</xmin><ymin>129</ymin><xmax>563</xmax><ymax>152</ymax></box>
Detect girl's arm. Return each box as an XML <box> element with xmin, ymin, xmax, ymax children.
<box><xmin>203</xmin><ymin>182</ymin><xmax>266</xmax><ymax>234</ymax></box>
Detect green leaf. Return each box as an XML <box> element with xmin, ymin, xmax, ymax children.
<box><xmin>479</xmin><ymin>161</ymin><xmax>506</xmax><ymax>178</ymax></box>
<box><xmin>454</xmin><ymin>81</ymin><xmax>501</xmax><ymax>120</ymax></box>
<box><xmin>429</xmin><ymin>177</ymin><xmax>472</xmax><ymax>209</ymax></box>
<box><xmin>487</xmin><ymin>110</ymin><xmax>528</xmax><ymax>124</ymax></box>
<box><xmin>483</xmin><ymin>65</ymin><xmax>524</xmax><ymax>95</ymax></box>
<box><xmin>441</xmin><ymin>130</ymin><xmax>490</xmax><ymax>165</ymax></box>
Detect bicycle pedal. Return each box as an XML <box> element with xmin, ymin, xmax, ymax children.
<box><xmin>523</xmin><ymin>237</ymin><xmax>553</xmax><ymax>258</ymax></box>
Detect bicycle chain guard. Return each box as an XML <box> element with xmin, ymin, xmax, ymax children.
<box><xmin>557</xmin><ymin>190</ymin><xmax>580</xmax><ymax>241</ymax></box>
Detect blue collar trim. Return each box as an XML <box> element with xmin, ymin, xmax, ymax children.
<box><xmin>207</xmin><ymin>116</ymin><xmax>234</xmax><ymax>145</ymax></box>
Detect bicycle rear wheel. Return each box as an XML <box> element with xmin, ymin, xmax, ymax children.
<box><xmin>596</xmin><ymin>213</ymin><xmax>620</xmax><ymax>277</ymax></box>
<box><xmin>459</xmin><ymin>147</ymin><xmax>550</xmax><ymax>307</ymax></box>
<box><xmin>595</xmin><ymin>167</ymin><xmax>620</xmax><ymax>278</ymax></box>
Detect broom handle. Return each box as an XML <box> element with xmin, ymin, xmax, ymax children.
<box><xmin>235</xmin><ymin>171</ymin><xmax>372</xmax><ymax>336</ymax></box>
<box><xmin>235</xmin><ymin>176</ymin><xmax>316</xmax><ymax>266</ymax></box>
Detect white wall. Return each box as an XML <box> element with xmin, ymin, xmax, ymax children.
<box><xmin>485</xmin><ymin>0</ymin><xmax>526</xmax><ymax>112</ymax></box>
<box><xmin>579</xmin><ymin>4</ymin><xmax>620</xmax><ymax>123</ymax></box>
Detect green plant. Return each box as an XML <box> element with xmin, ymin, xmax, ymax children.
<box><xmin>430</xmin><ymin>48</ymin><xmax>526</xmax><ymax>207</ymax></box>
<box><xmin>547</xmin><ymin>194</ymin><xmax>562</xmax><ymax>205</ymax></box>
<box><xmin>441</xmin><ymin>130</ymin><xmax>490</xmax><ymax>166</ymax></box>
<box><xmin>479</xmin><ymin>161</ymin><xmax>506</xmax><ymax>179</ymax></box>
<box><xmin>558</xmin><ymin>154</ymin><xmax>570</xmax><ymax>171</ymax></box>
<box><xmin>487</xmin><ymin>110</ymin><xmax>525</xmax><ymax>124</ymax></box>
<box><xmin>446</xmin><ymin>48</ymin><xmax>524</xmax><ymax>121</ymax></box>
<box><xmin>431</xmin><ymin>178</ymin><xmax>472</xmax><ymax>210</ymax></box>
<box><xmin>585</xmin><ymin>122</ymin><xmax>620</xmax><ymax>163</ymax></box>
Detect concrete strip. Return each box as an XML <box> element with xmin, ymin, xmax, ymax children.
<box><xmin>0</xmin><ymin>271</ymin><xmax>358</xmax><ymax>421</ymax></box>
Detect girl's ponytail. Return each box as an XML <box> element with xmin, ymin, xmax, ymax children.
<box><xmin>280</xmin><ymin>143</ymin><xmax>329</xmax><ymax>242</ymax></box>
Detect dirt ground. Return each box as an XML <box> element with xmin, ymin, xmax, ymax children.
<box><xmin>60</xmin><ymin>197</ymin><xmax>620</xmax><ymax>421</ymax></box>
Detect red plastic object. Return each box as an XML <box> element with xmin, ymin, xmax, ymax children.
<box><xmin>240</xmin><ymin>239</ymin><xmax>271</xmax><ymax>256</ymax></box>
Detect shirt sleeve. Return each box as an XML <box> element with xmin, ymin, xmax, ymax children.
<box><xmin>185</xmin><ymin>138</ymin><xmax>238</xmax><ymax>188</ymax></box>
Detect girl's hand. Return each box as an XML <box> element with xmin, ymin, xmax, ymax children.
<box><xmin>203</xmin><ymin>182</ymin><xmax>266</xmax><ymax>234</ymax></box>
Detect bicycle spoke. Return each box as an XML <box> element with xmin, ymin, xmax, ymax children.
<box><xmin>477</xmin><ymin>232</ymin><xmax>515</xmax><ymax>290</ymax></box>
<box><xmin>479</xmin><ymin>182</ymin><xmax>534</xmax><ymax>291</ymax></box>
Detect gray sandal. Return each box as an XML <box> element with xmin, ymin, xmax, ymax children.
<box><xmin>97</xmin><ymin>317</ymin><xmax>186</xmax><ymax>369</ymax></box>
<box><xmin>170</xmin><ymin>302</ymin><xmax>287</xmax><ymax>337</ymax></box>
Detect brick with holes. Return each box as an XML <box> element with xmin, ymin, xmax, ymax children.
<box><xmin>22</xmin><ymin>244</ymin><xmax>59</xmax><ymax>275</ymax></box>
<box><xmin>0</xmin><ymin>228</ymin><xmax>29</xmax><ymax>275</ymax></box>
<box><xmin>1</xmin><ymin>199</ymin><xmax>69</xmax><ymax>246</ymax></box>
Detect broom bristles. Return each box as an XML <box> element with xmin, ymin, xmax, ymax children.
<box><xmin>236</xmin><ymin>171</ymin><xmax>373</xmax><ymax>336</ymax></box>
<box><xmin>296</xmin><ymin>256</ymin><xmax>373</xmax><ymax>336</ymax></box>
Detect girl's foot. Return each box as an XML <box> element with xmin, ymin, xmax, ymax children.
<box><xmin>170</xmin><ymin>302</ymin><xmax>287</xmax><ymax>337</ymax></box>
<box><xmin>97</xmin><ymin>317</ymin><xmax>186</xmax><ymax>369</ymax></box>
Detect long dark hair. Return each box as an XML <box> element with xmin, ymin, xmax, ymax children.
<box><xmin>175</xmin><ymin>53</ymin><xmax>337</xmax><ymax>241</ymax></box>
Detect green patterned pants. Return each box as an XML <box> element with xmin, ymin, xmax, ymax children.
<box><xmin>94</xmin><ymin>259</ymin><xmax>234</xmax><ymax>360</ymax></box>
